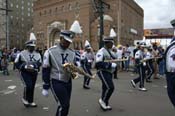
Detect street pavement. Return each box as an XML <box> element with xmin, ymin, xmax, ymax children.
<box><xmin>0</xmin><ymin>66</ymin><xmax>175</xmax><ymax>116</ymax></box>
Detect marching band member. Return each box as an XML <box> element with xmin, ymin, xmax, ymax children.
<box><xmin>131</xmin><ymin>42</ymin><xmax>147</xmax><ymax>91</ymax></box>
<box><xmin>81</xmin><ymin>40</ymin><xmax>95</xmax><ymax>89</ymax></box>
<box><xmin>165</xmin><ymin>37</ymin><xmax>175</xmax><ymax>107</ymax></box>
<box><xmin>42</xmin><ymin>20</ymin><xmax>82</xmax><ymax>116</ymax></box>
<box><xmin>133</xmin><ymin>42</ymin><xmax>140</xmax><ymax>74</ymax></box>
<box><xmin>15</xmin><ymin>33</ymin><xmax>42</xmax><ymax>107</ymax></box>
<box><xmin>95</xmin><ymin>36</ymin><xmax>116</xmax><ymax>111</ymax></box>
<box><xmin>112</xmin><ymin>45</ymin><xmax>118</xmax><ymax>79</ymax></box>
<box><xmin>145</xmin><ymin>46</ymin><xmax>154</xmax><ymax>82</ymax></box>
<box><xmin>110</xmin><ymin>28</ymin><xmax>118</xmax><ymax>79</ymax></box>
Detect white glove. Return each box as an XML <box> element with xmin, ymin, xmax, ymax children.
<box><xmin>88</xmin><ymin>60</ymin><xmax>92</xmax><ymax>63</ymax></box>
<box><xmin>29</xmin><ymin>64</ymin><xmax>34</xmax><ymax>68</ymax></box>
<box><xmin>111</xmin><ymin>63</ymin><xmax>117</xmax><ymax>68</ymax></box>
<box><xmin>42</xmin><ymin>89</ymin><xmax>49</xmax><ymax>97</ymax></box>
<box><xmin>76</xmin><ymin>61</ymin><xmax>81</xmax><ymax>67</ymax></box>
<box><xmin>24</xmin><ymin>65</ymin><xmax>28</xmax><ymax>69</ymax></box>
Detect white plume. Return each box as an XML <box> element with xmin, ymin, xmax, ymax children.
<box><xmin>70</xmin><ymin>20</ymin><xmax>82</xmax><ymax>34</ymax></box>
<box><xmin>143</xmin><ymin>36</ymin><xmax>146</xmax><ymax>42</ymax></box>
<box><xmin>85</xmin><ymin>40</ymin><xmax>90</xmax><ymax>47</ymax></box>
<box><xmin>29</xmin><ymin>32</ymin><xmax>36</xmax><ymax>41</ymax></box>
<box><xmin>110</xmin><ymin>28</ymin><xmax>117</xmax><ymax>37</ymax></box>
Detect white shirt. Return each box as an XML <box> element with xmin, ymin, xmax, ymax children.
<box><xmin>117</xmin><ymin>49</ymin><xmax>123</xmax><ymax>59</ymax></box>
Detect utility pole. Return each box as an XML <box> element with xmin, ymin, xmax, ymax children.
<box><xmin>99</xmin><ymin>0</ymin><xmax>104</xmax><ymax>49</ymax></box>
<box><xmin>117</xmin><ymin>0</ymin><xmax>121</xmax><ymax>45</ymax></box>
<box><xmin>94</xmin><ymin>0</ymin><xmax>110</xmax><ymax>48</ymax></box>
<box><xmin>0</xmin><ymin>0</ymin><xmax>11</xmax><ymax>50</ymax></box>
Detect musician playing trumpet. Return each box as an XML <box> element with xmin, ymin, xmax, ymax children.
<box><xmin>42</xmin><ymin>20</ymin><xmax>83</xmax><ymax>116</ymax></box>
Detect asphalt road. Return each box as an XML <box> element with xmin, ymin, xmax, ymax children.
<box><xmin>0</xmin><ymin>67</ymin><xmax>174</xmax><ymax>116</ymax></box>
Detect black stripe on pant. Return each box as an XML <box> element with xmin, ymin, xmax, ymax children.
<box><xmin>133</xmin><ymin>65</ymin><xmax>146</xmax><ymax>88</ymax></box>
<box><xmin>20</xmin><ymin>71</ymin><xmax>37</xmax><ymax>103</ymax></box>
<box><xmin>82</xmin><ymin>64</ymin><xmax>92</xmax><ymax>86</ymax></box>
<box><xmin>97</xmin><ymin>71</ymin><xmax>114</xmax><ymax>105</ymax></box>
<box><xmin>146</xmin><ymin>61</ymin><xmax>154</xmax><ymax>80</ymax></box>
<box><xmin>51</xmin><ymin>79</ymin><xmax>72</xmax><ymax>116</ymax></box>
<box><xmin>166</xmin><ymin>72</ymin><xmax>175</xmax><ymax>107</ymax></box>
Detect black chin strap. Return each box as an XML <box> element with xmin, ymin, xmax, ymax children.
<box><xmin>105</xmin><ymin>48</ymin><xmax>115</xmax><ymax>60</ymax></box>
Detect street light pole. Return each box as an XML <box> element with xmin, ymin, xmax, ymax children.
<box><xmin>99</xmin><ymin>0</ymin><xmax>104</xmax><ymax>49</ymax></box>
<box><xmin>93</xmin><ymin>0</ymin><xmax>110</xmax><ymax>49</ymax></box>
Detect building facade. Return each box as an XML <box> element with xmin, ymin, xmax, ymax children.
<box><xmin>7</xmin><ymin>0</ymin><xmax>34</xmax><ymax>49</ymax></box>
<box><xmin>33</xmin><ymin>0</ymin><xmax>143</xmax><ymax>50</ymax></box>
<box><xmin>144</xmin><ymin>28</ymin><xmax>174</xmax><ymax>39</ymax></box>
<box><xmin>0</xmin><ymin>0</ymin><xmax>6</xmax><ymax>49</ymax></box>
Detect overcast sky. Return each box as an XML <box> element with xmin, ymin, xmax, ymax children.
<box><xmin>134</xmin><ymin>0</ymin><xmax>175</xmax><ymax>29</ymax></box>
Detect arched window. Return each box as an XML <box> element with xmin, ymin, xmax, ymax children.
<box><xmin>68</xmin><ymin>4</ymin><xmax>72</xmax><ymax>10</ymax></box>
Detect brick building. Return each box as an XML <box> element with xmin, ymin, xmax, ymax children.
<box><xmin>33</xmin><ymin>0</ymin><xmax>143</xmax><ymax>50</ymax></box>
<box><xmin>0</xmin><ymin>0</ymin><xmax>6</xmax><ymax>48</ymax></box>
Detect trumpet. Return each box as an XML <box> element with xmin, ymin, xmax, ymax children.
<box><xmin>63</xmin><ymin>63</ymin><xmax>95</xmax><ymax>79</ymax></box>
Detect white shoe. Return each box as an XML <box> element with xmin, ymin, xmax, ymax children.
<box><xmin>29</xmin><ymin>102</ymin><xmax>37</xmax><ymax>107</ymax></box>
<box><xmin>22</xmin><ymin>98</ymin><xmax>29</xmax><ymax>107</ymax></box>
<box><xmin>106</xmin><ymin>105</ymin><xmax>112</xmax><ymax>110</ymax></box>
<box><xmin>131</xmin><ymin>80</ymin><xmax>136</xmax><ymax>88</ymax></box>
<box><xmin>99</xmin><ymin>98</ymin><xmax>108</xmax><ymax>110</ymax></box>
<box><xmin>138</xmin><ymin>87</ymin><xmax>147</xmax><ymax>91</ymax></box>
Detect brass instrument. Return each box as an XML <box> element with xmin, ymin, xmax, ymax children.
<box><xmin>141</xmin><ymin>57</ymin><xmax>162</xmax><ymax>62</ymax></box>
<box><xmin>25</xmin><ymin>63</ymin><xmax>38</xmax><ymax>72</ymax></box>
<box><xmin>104</xmin><ymin>58</ymin><xmax>128</xmax><ymax>63</ymax></box>
<box><xmin>138</xmin><ymin>57</ymin><xmax>162</xmax><ymax>65</ymax></box>
<box><xmin>63</xmin><ymin>63</ymin><xmax>95</xmax><ymax>79</ymax></box>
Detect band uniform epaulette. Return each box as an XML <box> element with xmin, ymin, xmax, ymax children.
<box><xmin>48</xmin><ymin>45</ymin><xmax>57</xmax><ymax>51</ymax></box>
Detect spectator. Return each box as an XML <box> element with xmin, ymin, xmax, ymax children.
<box><xmin>1</xmin><ymin>55</ymin><xmax>9</xmax><ymax>75</ymax></box>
